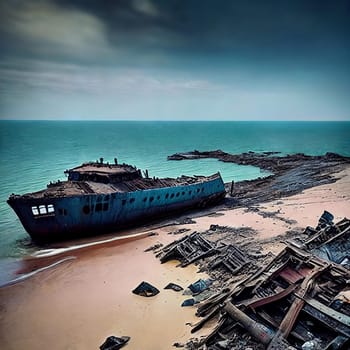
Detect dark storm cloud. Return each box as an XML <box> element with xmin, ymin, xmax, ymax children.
<box><xmin>50</xmin><ymin>0</ymin><xmax>350</xmax><ymax>63</ymax></box>
<box><xmin>0</xmin><ymin>0</ymin><xmax>349</xmax><ymax>120</ymax></box>
<box><xmin>1</xmin><ymin>0</ymin><xmax>349</xmax><ymax>67</ymax></box>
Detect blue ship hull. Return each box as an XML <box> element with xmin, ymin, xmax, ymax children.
<box><xmin>8</xmin><ymin>175</ymin><xmax>225</xmax><ymax>242</ymax></box>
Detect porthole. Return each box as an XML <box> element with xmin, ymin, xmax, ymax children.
<box><xmin>143</xmin><ymin>197</ymin><xmax>147</xmax><ymax>202</ymax></box>
<box><xmin>182</xmin><ymin>191</ymin><xmax>185</xmax><ymax>196</ymax></box>
<box><xmin>130</xmin><ymin>198</ymin><xmax>135</xmax><ymax>203</ymax></box>
<box><xmin>170</xmin><ymin>193</ymin><xmax>174</xmax><ymax>198</ymax></box>
<box><xmin>82</xmin><ymin>205</ymin><xmax>90</xmax><ymax>214</ymax></box>
<box><xmin>122</xmin><ymin>199</ymin><xmax>126</xmax><ymax>205</ymax></box>
<box><xmin>150</xmin><ymin>197</ymin><xmax>154</xmax><ymax>202</ymax></box>
<box><xmin>165</xmin><ymin>194</ymin><xmax>169</xmax><ymax>199</ymax></box>
<box><xmin>176</xmin><ymin>192</ymin><xmax>180</xmax><ymax>197</ymax></box>
<box><xmin>189</xmin><ymin>191</ymin><xmax>192</xmax><ymax>195</ymax></box>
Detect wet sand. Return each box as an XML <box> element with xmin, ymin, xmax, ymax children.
<box><xmin>0</xmin><ymin>167</ymin><xmax>349</xmax><ymax>349</ymax></box>
<box><xmin>0</xmin><ymin>227</ymin><xmax>208</xmax><ymax>350</ymax></box>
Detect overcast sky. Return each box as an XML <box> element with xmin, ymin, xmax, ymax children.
<box><xmin>0</xmin><ymin>0</ymin><xmax>349</xmax><ymax>120</ymax></box>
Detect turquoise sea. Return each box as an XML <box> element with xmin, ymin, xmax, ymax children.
<box><xmin>1</xmin><ymin>121</ymin><xmax>350</xmax><ymax>260</ymax></box>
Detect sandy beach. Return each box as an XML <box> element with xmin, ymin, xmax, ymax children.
<box><xmin>0</xmin><ymin>167</ymin><xmax>349</xmax><ymax>350</ymax></box>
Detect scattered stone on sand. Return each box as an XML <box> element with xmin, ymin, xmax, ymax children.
<box><xmin>147</xmin><ymin>231</ymin><xmax>158</xmax><ymax>237</ymax></box>
<box><xmin>174</xmin><ymin>217</ymin><xmax>197</xmax><ymax>225</ymax></box>
<box><xmin>187</xmin><ymin>279</ymin><xmax>211</xmax><ymax>295</ymax></box>
<box><xmin>100</xmin><ymin>336</ymin><xmax>130</xmax><ymax>350</ymax></box>
<box><xmin>207</xmin><ymin>212</ymin><xmax>225</xmax><ymax>217</ymax></box>
<box><xmin>144</xmin><ymin>243</ymin><xmax>163</xmax><ymax>252</ymax></box>
<box><xmin>132</xmin><ymin>281</ymin><xmax>159</xmax><ymax>297</ymax></box>
<box><xmin>173</xmin><ymin>342</ymin><xmax>185</xmax><ymax>348</ymax></box>
<box><xmin>164</xmin><ymin>282</ymin><xmax>183</xmax><ymax>292</ymax></box>
<box><xmin>181</xmin><ymin>298</ymin><xmax>195</xmax><ymax>307</ymax></box>
<box><xmin>168</xmin><ymin>228</ymin><xmax>191</xmax><ymax>235</ymax></box>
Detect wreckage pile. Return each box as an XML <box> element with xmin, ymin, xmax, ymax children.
<box><xmin>158</xmin><ymin>212</ymin><xmax>350</xmax><ymax>350</ymax></box>
<box><xmin>300</xmin><ymin>211</ymin><xmax>350</xmax><ymax>268</ymax></box>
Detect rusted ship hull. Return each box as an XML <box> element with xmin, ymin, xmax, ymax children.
<box><xmin>8</xmin><ymin>174</ymin><xmax>225</xmax><ymax>242</ymax></box>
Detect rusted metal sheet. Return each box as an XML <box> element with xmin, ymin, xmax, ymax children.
<box><xmin>245</xmin><ymin>284</ymin><xmax>297</xmax><ymax>310</ymax></box>
<box><xmin>278</xmin><ymin>266</ymin><xmax>311</xmax><ymax>284</ymax></box>
<box><xmin>277</xmin><ymin>266</ymin><xmax>329</xmax><ymax>339</ymax></box>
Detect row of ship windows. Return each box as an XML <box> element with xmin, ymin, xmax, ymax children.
<box><xmin>32</xmin><ymin>204</ymin><xmax>69</xmax><ymax>216</ymax></box>
<box><xmin>81</xmin><ymin>187</ymin><xmax>206</xmax><ymax>214</ymax></box>
<box><xmin>121</xmin><ymin>188</ymin><xmax>205</xmax><ymax>206</ymax></box>
<box><xmin>32</xmin><ymin>204</ymin><xmax>55</xmax><ymax>216</ymax></box>
<box><xmin>32</xmin><ymin>186</ymin><xmax>211</xmax><ymax>216</ymax></box>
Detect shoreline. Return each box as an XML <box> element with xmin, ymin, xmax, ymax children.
<box><xmin>0</xmin><ymin>163</ymin><xmax>349</xmax><ymax>349</ymax></box>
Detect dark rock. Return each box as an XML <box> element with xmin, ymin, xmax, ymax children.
<box><xmin>175</xmin><ymin>217</ymin><xmax>196</xmax><ymax>225</ymax></box>
<box><xmin>144</xmin><ymin>243</ymin><xmax>163</xmax><ymax>252</ymax></box>
<box><xmin>181</xmin><ymin>298</ymin><xmax>195</xmax><ymax>307</ymax></box>
<box><xmin>173</xmin><ymin>342</ymin><xmax>185</xmax><ymax>347</ymax></box>
<box><xmin>100</xmin><ymin>336</ymin><xmax>130</xmax><ymax>350</ymax></box>
<box><xmin>147</xmin><ymin>232</ymin><xmax>158</xmax><ymax>237</ymax></box>
<box><xmin>132</xmin><ymin>281</ymin><xmax>159</xmax><ymax>297</ymax></box>
<box><xmin>188</xmin><ymin>279</ymin><xmax>211</xmax><ymax>295</ymax></box>
<box><xmin>164</xmin><ymin>283</ymin><xmax>183</xmax><ymax>292</ymax></box>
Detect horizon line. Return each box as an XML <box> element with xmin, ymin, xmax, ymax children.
<box><xmin>1</xmin><ymin>119</ymin><xmax>349</xmax><ymax>122</ymax></box>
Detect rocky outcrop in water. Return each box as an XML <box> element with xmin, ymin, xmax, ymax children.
<box><xmin>168</xmin><ymin>150</ymin><xmax>350</xmax><ymax>208</ymax></box>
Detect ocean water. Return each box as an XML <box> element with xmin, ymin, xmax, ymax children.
<box><xmin>0</xmin><ymin>120</ymin><xmax>349</xmax><ymax>260</ymax></box>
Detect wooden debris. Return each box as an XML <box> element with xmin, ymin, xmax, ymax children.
<box><xmin>208</xmin><ymin>244</ymin><xmax>251</xmax><ymax>275</ymax></box>
<box><xmin>159</xmin><ymin>232</ymin><xmax>216</xmax><ymax>267</ymax></box>
<box><xmin>157</xmin><ymin>213</ymin><xmax>350</xmax><ymax>349</ymax></box>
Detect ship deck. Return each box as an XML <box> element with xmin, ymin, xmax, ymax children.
<box><xmin>13</xmin><ymin>174</ymin><xmax>221</xmax><ymax>199</ymax></box>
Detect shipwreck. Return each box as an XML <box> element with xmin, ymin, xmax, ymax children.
<box><xmin>7</xmin><ymin>159</ymin><xmax>226</xmax><ymax>242</ymax></box>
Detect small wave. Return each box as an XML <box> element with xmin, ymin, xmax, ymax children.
<box><xmin>32</xmin><ymin>231</ymin><xmax>150</xmax><ymax>258</ymax></box>
<box><xmin>0</xmin><ymin>256</ymin><xmax>76</xmax><ymax>287</ymax></box>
